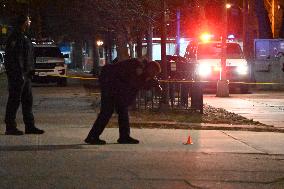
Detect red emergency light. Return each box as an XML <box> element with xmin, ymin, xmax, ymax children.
<box><xmin>199</xmin><ymin>32</ymin><xmax>214</xmax><ymax>43</ymax></box>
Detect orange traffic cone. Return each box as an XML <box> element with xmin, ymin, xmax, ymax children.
<box><xmin>183</xmin><ymin>134</ymin><xmax>193</xmax><ymax>145</ymax></box>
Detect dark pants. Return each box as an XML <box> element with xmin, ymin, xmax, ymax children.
<box><xmin>87</xmin><ymin>88</ymin><xmax>130</xmax><ymax>139</ymax></box>
<box><xmin>5</xmin><ymin>77</ymin><xmax>35</xmax><ymax>130</ymax></box>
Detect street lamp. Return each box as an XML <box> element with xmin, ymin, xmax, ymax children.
<box><xmin>216</xmin><ymin>0</ymin><xmax>229</xmax><ymax>97</ymax></box>
<box><xmin>96</xmin><ymin>40</ymin><xmax>103</xmax><ymax>46</ymax></box>
<box><xmin>226</xmin><ymin>3</ymin><xmax>232</xmax><ymax>9</ymax></box>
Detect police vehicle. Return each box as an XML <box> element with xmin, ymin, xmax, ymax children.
<box><xmin>184</xmin><ymin>34</ymin><xmax>250</xmax><ymax>93</ymax></box>
<box><xmin>32</xmin><ymin>40</ymin><xmax>68</xmax><ymax>86</ymax></box>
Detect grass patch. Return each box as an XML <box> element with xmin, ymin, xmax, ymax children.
<box><xmin>129</xmin><ymin>109</ymin><xmax>203</xmax><ymax>123</ymax></box>
<box><xmin>86</xmin><ymin>82</ymin><xmax>267</xmax><ymax>127</ymax></box>
<box><xmin>125</xmin><ymin>104</ymin><xmax>266</xmax><ymax>126</ymax></box>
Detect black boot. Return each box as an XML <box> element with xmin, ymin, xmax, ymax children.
<box><xmin>5</xmin><ymin>127</ymin><xmax>24</xmax><ymax>135</ymax></box>
<box><xmin>117</xmin><ymin>136</ymin><xmax>139</xmax><ymax>144</ymax></box>
<box><xmin>5</xmin><ymin>123</ymin><xmax>24</xmax><ymax>135</ymax></box>
<box><xmin>25</xmin><ymin>126</ymin><xmax>44</xmax><ymax>134</ymax></box>
<box><xmin>84</xmin><ymin>136</ymin><xmax>106</xmax><ymax>145</ymax></box>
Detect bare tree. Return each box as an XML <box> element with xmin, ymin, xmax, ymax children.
<box><xmin>90</xmin><ymin>0</ymin><xmax>161</xmax><ymax>60</ymax></box>
<box><xmin>255</xmin><ymin>0</ymin><xmax>273</xmax><ymax>39</ymax></box>
<box><xmin>279</xmin><ymin>2</ymin><xmax>284</xmax><ymax>38</ymax></box>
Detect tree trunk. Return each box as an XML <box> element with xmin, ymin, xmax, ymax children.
<box><xmin>146</xmin><ymin>25</ymin><xmax>153</xmax><ymax>61</ymax></box>
<box><xmin>104</xmin><ymin>45</ymin><xmax>109</xmax><ymax>65</ymax></box>
<box><xmin>108</xmin><ymin>45</ymin><xmax>113</xmax><ymax>63</ymax></box>
<box><xmin>116</xmin><ymin>32</ymin><xmax>129</xmax><ymax>61</ymax></box>
<box><xmin>73</xmin><ymin>40</ymin><xmax>83</xmax><ymax>69</ymax></box>
<box><xmin>106</xmin><ymin>33</ymin><xmax>113</xmax><ymax>64</ymax></box>
<box><xmin>255</xmin><ymin>0</ymin><xmax>273</xmax><ymax>38</ymax></box>
<box><xmin>136</xmin><ymin>33</ymin><xmax>143</xmax><ymax>58</ymax></box>
<box><xmin>92</xmin><ymin>39</ymin><xmax>100</xmax><ymax>76</ymax></box>
<box><xmin>129</xmin><ymin>41</ymin><xmax>134</xmax><ymax>58</ymax></box>
<box><xmin>35</xmin><ymin>8</ymin><xmax>43</xmax><ymax>40</ymax></box>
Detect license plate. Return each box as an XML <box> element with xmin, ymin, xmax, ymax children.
<box><xmin>36</xmin><ymin>57</ymin><xmax>48</xmax><ymax>63</ymax></box>
<box><xmin>38</xmin><ymin>72</ymin><xmax>47</xmax><ymax>76</ymax></box>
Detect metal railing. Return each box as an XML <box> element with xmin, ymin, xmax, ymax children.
<box><xmin>134</xmin><ymin>80</ymin><xmax>203</xmax><ymax>113</ymax></box>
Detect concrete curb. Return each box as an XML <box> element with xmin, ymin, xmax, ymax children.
<box><xmin>105</xmin><ymin>121</ymin><xmax>284</xmax><ymax>133</ymax></box>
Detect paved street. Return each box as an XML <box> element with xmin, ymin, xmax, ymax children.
<box><xmin>0</xmin><ymin>127</ymin><xmax>284</xmax><ymax>189</ymax></box>
<box><xmin>0</xmin><ymin>78</ymin><xmax>284</xmax><ymax>188</ymax></box>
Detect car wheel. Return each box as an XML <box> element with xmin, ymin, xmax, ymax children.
<box><xmin>57</xmin><ymin>77</ymin><xmax>67</xmax><ymax>87</ymax></box>
<box><xmin>240</xmin><ymin>85</ymin><xmax>249</xmax><ymax>94</ymax></box>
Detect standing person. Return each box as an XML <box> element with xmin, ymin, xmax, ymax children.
<box><xmin>85</xmin><ymin>59</ymin><xmax>161</xmax><ymax>145</ymax></box>
<box><xmin>4</xmin><ymin>14</ymin><xmax>44</xmax><ymax>135</ymax></box>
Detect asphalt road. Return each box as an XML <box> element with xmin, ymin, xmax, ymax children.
<box><xmin>0</xmin><ymin>78</ymin><xmax>284</xmax><ymax>188</ymax></box>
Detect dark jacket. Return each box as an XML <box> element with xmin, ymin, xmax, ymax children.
<box><xmin>4</xmin><ymin>29</ymin><xmax>34</xmax><ymax>81</ymax></box>
<box><xmin>99</xmin><ymin>59</ymin><xmax>159</xmax><ymax>106</ymax></box>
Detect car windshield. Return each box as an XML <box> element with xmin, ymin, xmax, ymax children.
<box><xmin>197</xmin><ymin>43</ymin><xmax>244</xmax><ymax>59</ymax></box>
<box><xmin>35</xmin><ymin>47</ymin><xmax>63</xmax><ymax>58</ymax></box>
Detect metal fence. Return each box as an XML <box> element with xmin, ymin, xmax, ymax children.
<box><xmin>135</xmin><ymin>80</ymin><xmax>203</xmax><ymax>113</ymax></box>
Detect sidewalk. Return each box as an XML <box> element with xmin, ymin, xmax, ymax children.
<box><xmin>1</xmin><ymin>127</ymin><xmax>284</xmax><ymax>154</ymax></box>
<box><xmin>204</xmin><ymin>93</ymin><xmax>284</xmax><ymax>129</ymax></box>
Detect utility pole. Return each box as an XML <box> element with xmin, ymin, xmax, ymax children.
<box><xmin>160</xmin><ymin>0</ymin><xmax>169</xmax><ymax>109</ymax></box>
<box><xmin>216</xmin><ymin>0</ymin><xmax>229</xmax><ymax>97</ymax></box>
<box><xmin>242</xmin><ymin>0</ymin><xmax>248</xmax><ymax>58</ymax></box>
<box><xmin>175</xmin><ymin>8</ymin><xmax>181</xmax><ymax>55</ymax></box>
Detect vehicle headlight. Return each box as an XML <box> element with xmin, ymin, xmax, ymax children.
<box><xmin>213</xmin><ymin>65</ymin><xmax>221</xmax><ymax>72</ymax></box>
<box><xmin>236</xmin><ymin>65</ymin><xmax>248</xmax><ymax>75</ymax></box>
<box><xmin>197</xmin><ymin>64</ymin><xmax>212</xmax><ymax>77</ymax></box>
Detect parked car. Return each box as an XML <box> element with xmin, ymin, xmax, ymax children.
<box><xmin>184</xmin><ymin>41</ymin><xmax>250</xmax><ymax>93</ymax></box>
<box><xmin>0</xmin><ymin>50</ymin><xmax>5</xmax><ymax>73</ymax></box>
<box><xmin>32</xmin><ymin>41</ymin><xmax>68</xmax><ymax>86</ymax></box>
